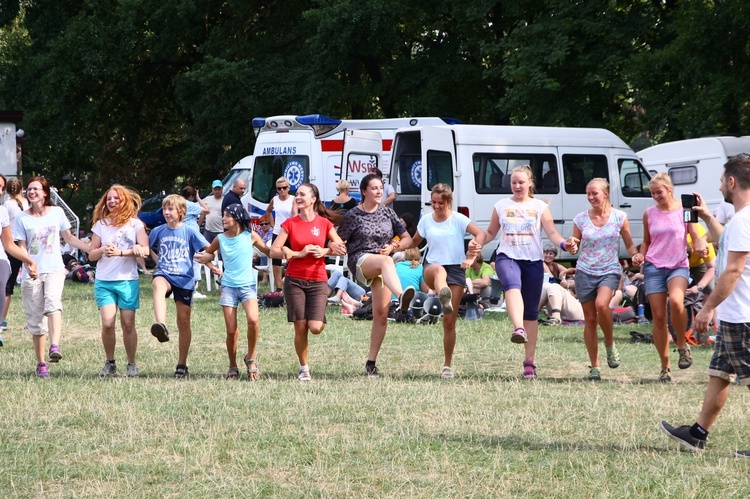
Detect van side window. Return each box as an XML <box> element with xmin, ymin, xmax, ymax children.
<box><xmin>668</xmin><ymin>165</ymin><xmax>698</xmax><ymax>185</ymax></box>
<box><xmin>562</xmin><ymin>154</ymin><xmax>609</xmax><ymax>194</ymax></box>
<box><xmin>619</xmin><ymin>159</ymin><xmax>652</xmax><ymax>197</ymax></box>
<box><xmin>426</xmin><ymin>150</ymin><xmax>453</xmax><ymax>190</ymax></box>
<box><xmin>472</xmin><ymin>154</ymin><xmax>558</xmax><ymax>194</ymax></box>
<box><xmin>251</xmin><ymin>155</ymin><xmax>310</xmax><ymax>203</ymax></box>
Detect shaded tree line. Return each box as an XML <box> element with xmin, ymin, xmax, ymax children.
<box><xmin>1</xmin><ymin>0</ymin><xmax>749</xmax><ymax>218</ymax></box>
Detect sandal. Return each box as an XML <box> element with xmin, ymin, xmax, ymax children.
<box><xmin>511</xmin><ymin>327</ymin><xmax>528</xmax><ymax>344</ymax></box>
<box><xmin>151</xmin><ymin>322</ymin><xmax>170</xmax><ymax>343</ymax></box>
<box><xmin>441</xmin><ymin>366</ymin><xmax>455</xmax><ymax>380</ymax></box>
<box><xmin>243</xmin><ymin>356</ymin><xmax>260</xmax><ymax>380</ymax></box>
<box><xmin>523</xmin><ymin>360</ymin><xmax>537</xmax><ymax>380</ymax></box>
<box><xmin>677</xmin><ymin>347</ymin><xmax>692</xmax><ymax>370</ymax></box>
<box><xmin>225</xmin><ymin>366</ymin><xmax>240</xmax><ymax>380</ymax></box>
<box><xmin>174</xmin><ymin>364</ymin><xmax>189</xmax><ymax>379</ymax></box>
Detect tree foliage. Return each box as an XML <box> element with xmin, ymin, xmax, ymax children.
<box><xmin>1</xmin><ymin>0</ymin><xmax>750</xmax><ymax>218</ymax></box>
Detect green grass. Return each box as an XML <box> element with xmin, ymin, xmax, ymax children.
<box><xmin>1</xmin><ymin>277</ymin><xmax>749</xmax><ymax>497</ymax></box>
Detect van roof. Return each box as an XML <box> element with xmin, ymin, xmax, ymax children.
<box><xmin>426</xmin><ymin>124</ymin><xmax>632</xmax><ymax>149</ymax></box>
<box><xmin>254</xmin><ymin>115</ymin><xmax>460</xmax><ymax>137</ymax></box>
<box><xmin>639</xmin><ymin>136</ymin><xmax>750</xmax><ymax>166</ymax></box>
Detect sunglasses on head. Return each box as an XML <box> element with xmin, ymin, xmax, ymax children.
<box><xmin>277</xmin><ymin>186</ymin><xmax>289</xmax><ymax>191</ymax></box>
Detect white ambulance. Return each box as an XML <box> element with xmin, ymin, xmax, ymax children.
<box><xmin>638</xmin><ymin>136</ymin><xmax>750</xmax><ymax>212</ymax></box>
<box><xmin>225</xmin><ymin>114</ymin><xmax>459</xmax><ymax>216</ymax></box>
<box><xmin>343</xmin><ymin>124</ymin><xmax>654</xmax><ymax>259</ymax></box>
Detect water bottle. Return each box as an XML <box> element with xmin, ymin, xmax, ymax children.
<box><xmin>637</xmin><ymin>304</ymin><xmax>644</xmax><ymax>317</ymax></box>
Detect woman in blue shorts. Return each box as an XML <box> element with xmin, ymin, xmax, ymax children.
<box><xmin>572</xmin><ymin>178</ymin><xmax>643</xmax><ymax>381</ymax></box>
<box><xmin>88</xmin><ymin>185</ymin><xmax>150</xmax><ymax>377</ymax></box>
<box><xmin>484</xmin><ymin>165</ymin><xmax>578</xmax><ymax>380</ymax></box>
<box><xmin>195</xmin><ymin>204</ymin><xmax>271</xmax><ymax>380</ymax></box>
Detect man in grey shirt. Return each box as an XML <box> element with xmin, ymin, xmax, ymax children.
<box><xmin>202</xmin><ymin>180</ymin><xmax>224</xmax><ymax>243</ymax></box>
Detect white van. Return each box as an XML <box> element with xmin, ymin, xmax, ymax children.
<box><xmin>637</xmin><ymin>136</ymin><xmax>750</xmax><ymax>212</ymax></box>
<box><xmin>223</xmin><ymin>114</ymin><xmax>459</xmax><ymax>216</ymax></box>
<box><xmin>343</xmin><ymin>124</ymin><xmax>654</xmax><ymax>259</ymax></box>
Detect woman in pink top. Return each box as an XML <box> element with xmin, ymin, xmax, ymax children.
<box><xmin>641</xmin><ymin>173</ymin><xmax>706</xmax><ymax>382</ymax></box>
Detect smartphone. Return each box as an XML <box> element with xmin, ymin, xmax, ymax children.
<box><xmin>681</xmin><ymin>194</ymin><xmax>698</xmax><ymax>223</ymax></box>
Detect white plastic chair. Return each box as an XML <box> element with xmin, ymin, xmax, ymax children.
<box><xmin>203</xmin><ymin>254</ymin><xmax>223</xmax><ymax>292</ymax></box>
<box><xmin>325</xmin><ymin>254</ymin><xmax>348</xmax><ymax>278</ymax></box>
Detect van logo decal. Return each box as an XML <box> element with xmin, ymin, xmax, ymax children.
<box><xmin>410</xmin><ymin>160</ymin><xmax>422</xmax><ymax>189</ymax></box>
<box><xmin>284</xmin><ymin>161</ymin><xmax>305</xmax><ymax>189</ymax></box>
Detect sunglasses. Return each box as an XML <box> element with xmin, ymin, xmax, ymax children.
<box><xmin>260</xmin><ymin>222</ymin><xmax>270</xmax><ymax>226</ymax></box>
<box><xmin>277</xmin><ymin>186</ymin><xmax>289</xmax><ymax>191</ymax></box>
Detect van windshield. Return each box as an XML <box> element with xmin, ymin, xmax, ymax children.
<box><xmin>618</xmin><ymin>159</ymin><xmax>651</xmax><ymax>197</ymax></box>
<box><xmin>251</xmin><ymin>155</ymin><xmax>310</xmax><ymax>203</ymax></box>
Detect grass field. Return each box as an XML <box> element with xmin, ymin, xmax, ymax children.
<box><xmin>1</xmin><ymin>277</ymin><xmax>749</xmax><ymax>497</ymax></box>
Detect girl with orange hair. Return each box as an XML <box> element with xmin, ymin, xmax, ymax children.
<box><xmin>88</xmin><ymin>185</ymin><xmax>149</xmax><ymax>377</ymax></box>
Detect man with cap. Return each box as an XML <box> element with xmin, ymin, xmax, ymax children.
<box><xmin>202</xmin><ymin>180</ymin><xmax>225</xmax><ymax>243</ymax></box>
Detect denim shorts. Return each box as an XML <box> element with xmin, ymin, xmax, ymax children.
<box><xmin>95</xmin><ymin>279</ymin><xmax>141</xmax><ymax>310</ymax></box>
<box><xmin>642</xmin><ymin>262</ymin><xmax>690</xmax><ymax>295</ymax></box>
<box><xmin>219</xmin><ymin>284</ymin><xmax>257</xmax><ymax>308</ymax></box>
<box><xmin>708</xmin><ymin>321</ymin><xmax>750</xmax><ymax>385</ymax></box>
<box><xmin>575</xmin><ymin>271</ymin><xmax>620</xmax><ymax>303</ymax></box>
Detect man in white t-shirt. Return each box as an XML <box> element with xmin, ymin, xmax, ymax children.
<box><xmin>660</xmin><ymin>153</ymin><xmax>750</xmax><ymax>457</ymax></box>
<box><xmin>202</xmin><ymin>180</ymin><xmax>224</xmax><ymax>243</ymax></box>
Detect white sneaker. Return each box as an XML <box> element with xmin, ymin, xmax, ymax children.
<box><xmin>298</xmin><ymin>367</ymin><xmax>311</xmax><ymax>382</ymax></box>
<box><xmin>193</xmin><ymin>291</ymin><xmax>207</xmax><ymax>299</ymax></box>
<box><xmin>126</xmin><ymin>362</ymin><xmax>139</xmax><ymax>377</ymax></box>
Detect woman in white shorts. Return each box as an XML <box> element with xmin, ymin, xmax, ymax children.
<box><xmin>13</xmin><ymin>177</ymin><xmax>90</xmax><ymax>378</ymax></box>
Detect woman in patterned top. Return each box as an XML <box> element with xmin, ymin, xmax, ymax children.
<box><xmin>336</xmin><ymin>174</ymin><xmax>415</xmax><ymax>378</ymax></box>
<box><xmin>572</xmin><ymin>178</ymin><xmax>642</xmax><ymax>381</ymax></box>
<box><xmin>13</xmin><ymin>177</ymin><xmax>90</xmax><ymax>378</ymax></box>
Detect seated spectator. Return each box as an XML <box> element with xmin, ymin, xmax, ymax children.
<box><xmin>539</xmin><ymin>282</ymin><xmax>583</xmax><ymax>325</ymax></box>
<box><xmin>687</xmin><ymin>223</ymin><xmax>716</xmax><ymax>326</ymax></box>
<box><xmin>465</xmin><ymin>252</ymin><xmax>496</xmax><ymax>304</ymax></box>
<box><xmin>393</xmin><ymin>247</ymin><xmax>429</xmax><ymax>299</ymax></box>
<box><xmin>328</xmin><ymin>270</ymin><xmax>367</xmax><ymax>309</ymax></box>
<box><xmin>254</xmin><ymin>215</ymin><xmax>274</xmax><ymax>283</ymax></box>
<box><xmin>66</xmin><ymin>259</ymin><xmax>95</xmax><ymax>283</ymax></box>
<box><xmin>542</xmin><ymin>243</ymin><xmax>575</xmax><ymax>294</ymax></box>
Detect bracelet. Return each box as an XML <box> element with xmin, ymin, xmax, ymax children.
<box><xmin>559</xmin><ymin>241</ymin><xmax>566</xmax><ymax>250</ymax></box>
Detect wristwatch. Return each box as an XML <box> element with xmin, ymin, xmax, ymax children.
<box><xmin>697</xmin><ymin>285</ymin><xmax>704</xmax><ymax>292</ymax></box>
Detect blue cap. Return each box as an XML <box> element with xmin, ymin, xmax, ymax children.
<box><xmin>211</xmin><ymin>180</ymin><xmax>222</xmax><ymax>188</ymax></box>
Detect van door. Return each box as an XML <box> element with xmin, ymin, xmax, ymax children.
<box><xmin>614</xmin><ymin>156</ymin><xmax>652</xmax><ymax>251</ymax></box>
<box><xmin>390</xmin><ymin>129</ymin><xmax>423</xmax><ymax>219</ymax></box>
<box><xmin>420</xmin><ymin>127</ymin><xmax>456</xmax><ymax>218</ymax></box>
<box><xmin>341</xmin><ymin>130</ymin><xmax>383</xmax><ymax>202</ymax></box>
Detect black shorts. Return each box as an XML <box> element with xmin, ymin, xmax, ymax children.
<box><xmin>424</xmin><ymin>263</ymin><xmax>466</xmax><ymax>287</ymax></box>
